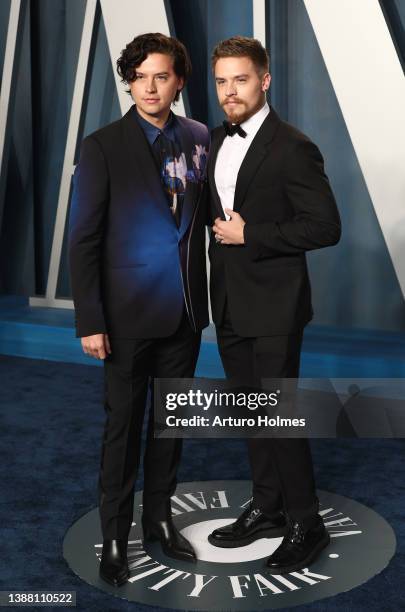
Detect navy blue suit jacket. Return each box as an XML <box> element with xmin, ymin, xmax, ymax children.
<box><xmin>69</xmin><ymin>105</ymin><xmax>209</xmax><ymax>338</ymax></box>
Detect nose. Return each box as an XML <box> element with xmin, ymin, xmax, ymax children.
<box><xmin>146</xmin><ymin>78</ymin><xmax>157</xmax><ymax>93</ymax></box>
<box><xmin>225</xmin><ymin>81</ymin><xmax>237</xmax><ymax>97</ymax></box>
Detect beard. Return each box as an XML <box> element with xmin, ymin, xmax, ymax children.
<box><xmin>222</xmin><ymin>100</ymin><xmax>249</xmax><ymax>124</ymax></box>
<box><xmin>221</xmin><ymin>96</ymin><xmax>265</xmax><ymax>125</ymax></box>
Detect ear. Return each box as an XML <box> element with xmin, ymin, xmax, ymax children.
<box><xmin>177</xmin><ymin>77</ymin><xmax>185</xmax><ymax>91</ymax></box>
<box><xmin>262</xmin><ymin>72</ymin><xmax>271</xmax><ymax>92</ymax></box>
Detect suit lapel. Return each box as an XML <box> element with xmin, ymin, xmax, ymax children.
<box><xmin>121</xmin><ymin>105</ymin><xmax>174</xmax><ymax>223</ymax></box>
<box><xmin>207</xmin><ymin>127</ymin><xmax>227</xmax><ymax>220</ymax></box>
<box><xmin>233</xmin><ymin>108</ymin><xmax>281</xmax><ymax>213</ymax></box>
<box><xmin>176</xmin><ymin>117</ymin><xmax>201</xmax><ymax>239</ymax></box>
<box><xmin>121</xmin><ymin>107</ymin><xmax>207</xmax><ymax>238</ymax></box>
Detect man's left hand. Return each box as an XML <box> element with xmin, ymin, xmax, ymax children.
<box><xmin>213</xmin><ymin>208</ymin><xmax>246</xmax><ymax>245</ymax></box>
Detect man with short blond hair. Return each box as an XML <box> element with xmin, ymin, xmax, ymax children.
<box><xmin>207</xmin><ymin>36</ymin><xmax>341</xmax><ymax>574</ymax></box>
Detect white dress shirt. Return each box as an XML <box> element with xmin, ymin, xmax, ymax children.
<box><xmin>214</xmin><ymin>102</ymin><xmax>270</xmax><ymax>219</ymax></box>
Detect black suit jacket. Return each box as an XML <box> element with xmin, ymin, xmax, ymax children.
<box><xmin>69</xmin><ymin>105</ymin><xmax>210</xmax><ymax>338</ymax></box>
<box><xmin>208</xmin><ymin>106</ymin><xmax>341</xmax><ymax>337</ymax></box>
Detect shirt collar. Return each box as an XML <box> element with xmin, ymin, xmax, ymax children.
<box><xmin>135</xmin><ymin>107</ymin><xmax>176</xmax><ymax>145</ymax></box>
<box><xmin>239</xmin><ymin>102</ymin><xmax>270</xmax><ymax>136</ymax></box>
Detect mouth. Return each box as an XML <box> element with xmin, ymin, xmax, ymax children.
<box><xmin>144</xmin><ymin>98</ymin><xmax>160</xmax><ymax>103</ymax></box>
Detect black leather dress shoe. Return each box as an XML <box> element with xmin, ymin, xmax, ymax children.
<box><xmin>208</xmin><ymin>505</ymin><xmax>287</xmax><ymax>548</ymax></box>
<box><xmin>265</xmin><ymin>516</ymin><xmax>330</xmax><ymax>574</ymax></box>
<box><xmin>99</xmin><ymin>539</ymin><xmax>129</xmax><ymax>586</ymax></box>
<box><xmin>142</xmin><ymin>517</ymin><xmax>196</xmax><ymax>563</ymax></box>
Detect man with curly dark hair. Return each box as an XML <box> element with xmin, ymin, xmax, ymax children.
<box><xmin>69</xmin><ymin>32</ymin><xmax>209</xmax><ymax>586</ymax></box>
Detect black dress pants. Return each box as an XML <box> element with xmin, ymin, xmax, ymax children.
<box><xmin>99</xmin><ymin>309</ymin><xmax>201</xmax><ymax>540</ymax></box>
<box><xmin>216</xmin><ymin>305</ymin><xmax>319</xmax><ymax>528</ymax></box>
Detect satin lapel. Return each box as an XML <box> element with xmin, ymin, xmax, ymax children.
<box><xmin>177</xmin><ymin>118</ymin><xmax>200</xmax><ymax>240</ymax></box>
<box><xmin>121</xmin><ymin>105</ymin><xmax>173</xmax><ymax>222</ymax></box>
<box><xmin>233</xmin><ymin>108</ymin><xmax>281</xmax><ymax>213</ymax></box>
<box><xmin>207</xmin><ymin>127</ymin><xmax>227</xmax><ymax>220</ymax></box>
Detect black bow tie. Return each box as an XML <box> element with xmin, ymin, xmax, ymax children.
<box><xmin>223</xmin><ymin>121</ymin><xmax>247</xmax><ymax>138</ymax></box>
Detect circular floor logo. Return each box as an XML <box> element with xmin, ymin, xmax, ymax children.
<box><xmin>63</xmin><ymin>481</ymin><xmax>396</xmax><ymax>610</ymax></box>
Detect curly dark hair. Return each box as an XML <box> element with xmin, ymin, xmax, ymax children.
<box><xmin>116</xmin><ymin>32</ymin><xmax>191</xmax><ymax>102</ymax></box>
<box><xmin>211</xmin><ymin>36</ymin><xmax>269</xmax><ymax>76</ymax></box>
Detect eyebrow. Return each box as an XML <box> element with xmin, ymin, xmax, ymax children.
<box><xmin>215</xmin><ymin>74</ymin><xmax>249</xmax><ymax>79</ymax></box>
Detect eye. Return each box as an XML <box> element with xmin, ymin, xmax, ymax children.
<box><xmin>156</xmin><ymin>75</ymin><xmax>168</xmax><ymax>81</ymax></box>
<box><xmin>216</xmin><ymin>79</ymin><xmax>225</xmax><ymax>85</ymax></box>
<box><xmin>237</xmin><ymin>78</ymin><xmax>247</xmax><ymax>83</ymax></box>
<box><xmin>135</xmin><ymin>74</ymin><xmax>145</xmax><ymax>80</ymax></box>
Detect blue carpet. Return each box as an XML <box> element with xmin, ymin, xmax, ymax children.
<box><xmin>0</xmin><ymin>354</ymin><xmax>404</xmax><ymax>611</ymax></box>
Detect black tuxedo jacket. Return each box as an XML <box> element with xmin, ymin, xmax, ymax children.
<box><xmin>208</xmin><ymin>106</ymin><xmax>341</xmax><ymax>337</ymax></box>
<box><xmin>69</xmin><ymin>105</ymin><xmax>209</xmax><ymax>338</ymax></box>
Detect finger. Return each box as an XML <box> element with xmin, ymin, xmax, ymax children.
<box><xmin>98</xmin><ymin>346</ymin><xmax>107</xmax><ymax>360</ymax></box>
<box><xmin>89</xmin><ymin>343</ymin><xmax>103</xmax><ymax>359</ymax></box>
<box><xmin>213</xmin><ymin>221</ymin><xmax>226</xmax><ymax>232</ymax></box>
<box><xmin>224</xmin><ymin>208</ymin><xmax>235</xmax><ymax>218</ymax></box>
<box><xmin>82</xmin><ymin>339</ymin><xmax>98</xmax><ymax>357</ymax></box>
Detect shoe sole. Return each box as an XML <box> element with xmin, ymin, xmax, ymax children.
<box><xmin>143</xmin><ymin>530</ymin><xmax>196</xmax><ymax>563</ymax></box>
<box><xmin>99</xmin><ymin>569</ymin><xmax>129</xmax><ymax>587</ymax></box>
<box><xmin>208</xmin><ymin>526</ymin><xmax>288</xmax><ymax>549</ymax></box>
<box><xmin>160</xmin><ymin>543</ymin><xmax>197</xmax><ymax>563</ymax></box>
<box><xmin>265</xmin><ymin>532</ymin><xmax>331</xmax><ymax>574</ymax></box>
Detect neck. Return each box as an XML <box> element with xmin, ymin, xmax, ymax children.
<box><xmin>136</xmin><ymin>106</ymin><xmax>171</xmax><ymax>129</ymax></box>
